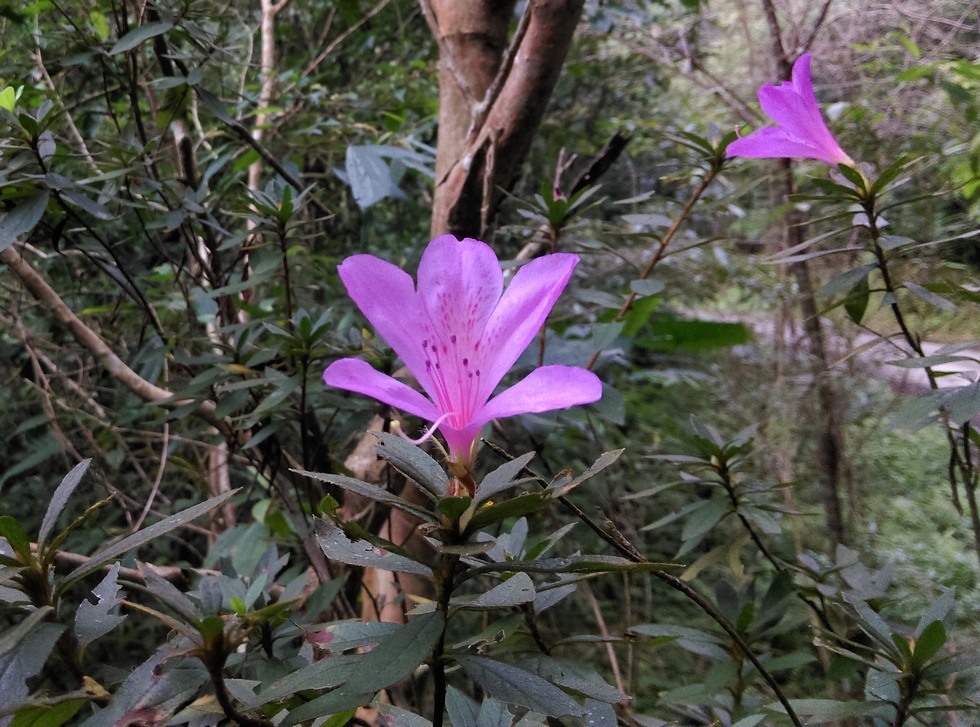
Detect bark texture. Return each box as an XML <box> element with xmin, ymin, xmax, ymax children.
<box><xmin>428</xmin><ymin>0</ymin><xmax>586</xmax><ymax>238</ymax></box>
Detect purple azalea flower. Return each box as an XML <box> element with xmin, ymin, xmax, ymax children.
<box><xmin>727</xmin><ymin>53</ymin><xmax>854</xmax><ymax>167</ymax></box>
<box><xmin>324</xmin><ymin>235</ymin><xmax>602</xmax><ymax>468</ymax></box>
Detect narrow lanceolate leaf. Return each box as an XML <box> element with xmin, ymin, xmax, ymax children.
<box><xmin>294</xmin><ymin>469</ymin><xmax>436</xmax><ymax>522</ymax></box>
<box><xmin>64</xmin><ymin>490</ymin><xmax>238</xmax><ymax>584</ymax></box>
<box><xmin>373</xmin><ymin>431</ymin><xmax>449</xmax><ymax>500</ymax></box>
<box><xmin>0</xmin><ymin>192</ymin><xmax>49</xmax><ymax>254</ymax></box>
<box><xmin>904</xmin><ymin>281</ymin><xmax>957</xmax><ymax>312</ymax></box>
<box><xmin>314</xmin><ymin>518</ymin><xmax>433</xmax><ymax>576</ymax></box>
<box><xmin>455</xmin><ymin>573</ymin><xmax>535</xmax><ymax>610</ymax></box>
<box><xmin>547</xmin><ymin>450</ymin><xmax>623</xmax><ymax>496</ymax></box>
<box><xmin>75</xmin><ymin>563</ymin><xmax>126</xmax><ymax>647</ymax></box>
<box><xmin>910</xmin><ymin>620</ymin><xmax>946</xmax><ymax>670</ymax></box>
<box><xmin>446</xmin><ymin>686</ymin><xmax>480</xmax><ymax>727</ymax></box>
<box><xmin>476</xmin><ymin>452</ymin><xmax>536</xmax><ymax>504</ymax></box>
<box><xmin>109</xmin><ymin>21</ymin><xmax>173</xmax><ymax>55</ymax></box>
<box><xmin>456</xmin><ymin>655</ymin><xmax>585</xmax><ymax>718</ymax></box>
<box><xmin>343</xmin><ymin>611</ymin><xmax>445</xmax><ymax>693</ymax></box>
<box><xmin>245</xmin><ymin>655</ymin><xmax>358</xmax><ymax>708</ymax></box>
<box><xmin>38</xmin><ymin>459</ymin><xmax>91</xmax><ymax>550</ymax></box>
<box><xmin>0</xmin><ymin>607</ymin><xmax>63</xmax><ymax>712</ymax></box>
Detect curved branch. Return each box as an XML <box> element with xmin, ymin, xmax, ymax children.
<box><xmin>1</xmin><ymin>244</ymin><xmax>230</xmax><ymax>436</ymax></box>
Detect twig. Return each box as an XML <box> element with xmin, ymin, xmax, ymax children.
<box><xmin>580</xmin><ymin>580</ymin><xmax>626</xmax><ymax>695</ymax></box>
<box><xmin>1</xmin><ymin>244</ymin><xmax>230</xmax><ymax>436</ymax></box>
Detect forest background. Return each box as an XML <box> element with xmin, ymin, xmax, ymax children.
<box><xmin>1</xmin><ymin>0</ymin><xmax>980</xmax><ymax>725</ymax></box>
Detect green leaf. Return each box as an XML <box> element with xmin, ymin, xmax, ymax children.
<box><xmin>476</xmin><ymin>698</ymin><xmax>513</xmax><ymax>727</ymax></box>
<box><xmin>282</xmin><ymin>690</ymin><xmax>375</xmax><ymax>726</ymax></box>
<box><xmin>246</xmin><ymin>654</ymin><xmax>358</xmax><ymax>707</ymax></box>
<box><xmin>343</xmin><ymin>144</ymin><xmax>407</xmax><ymax>209</ymax></box>
<box><xmin>844</xmin><ymin>274</ymin><xmax>870</xmax><ymax>324</ymax></box>
<box><xmin>455</xmin><ymin>573</ymin><xmax>535</xmax><ymax>610</ymax></box>
<box><xmin>88</xmin><ymin>10</ymin><xmax>109</xmax><ymax>39</ymax></box>
<box><xmin>520</xmin><ymin>656</ymin><xmax>626</xmax><ymax>704</ymax></box>
<box><xmin>74</xmin><ymin>562</ymin><xmax>126</xmax><ymax>647</ymax></box>
<box><xmin>139</xmin><ymin>563</ymin><xmax>201</xmax><ymax>622</ymax></box>
<box><xmin>314</xmin><ymin>518</ymin><xmax>433</xmax><ymax>576</ymax></box>
<box><xmin>0</xmin><ymin>192</ymin><xmax>49</xmax><ymax>254</ymax></box>
<box><xmin>886</xmin><ymin>353</ymin><xmax>974</xmax><ymax>369</ymax></box>
<box><xmin>10</xmin><ymin>699</ymin><xmax>86</xmax><ymax>727</ymax></box>
<box><xmin>0</xmin><ymin>609</ymin><xmax>63</xmax><ymax>712</ymax></box>
<box><xmin>373</xmin><ymin>431</ymin><xmax>449</xmax><ymax>500</ymax></box>
<box><xmin>466</xmin><ymin>492</ymin><xmax>551</xmax><ymax>532</ymax></box>
<box><xmin>630</xmin><ymin>278</ymin><xmax>665</xmax><ymax>297</ymax></box>
<box><xmin>640</xmin><ymin>317</ymin><xmax>751</xmax><ymax>353</ymax></box>
<box><xmin>915</xmin><ymin>587</ymin><xmax>955</xmax><ymax>636</ymax></box>
<box><xmin>0</xmin><ymin>517</ymin><xmax>31</xmax><ymax>562</ymax></box>
<box><xmin>437</xmin><ymin>496</ymin><xmax>471</xmax><ymax>522</ymax></box>
<box><xmin>547</xmin><ymin>449</ymin><xmax>623</xmax><ymax>496</ymax></box>
<box><xmin>456</xmin><ymin>655</ymin><xmax>585</xmax><ymax>718</ymax></box>
<box><xmin>911</xmin><ymin>620</ymin><xmax>946</xmax><ymax>670</ymax></box>
<box><xmin>476</xmin><ymin>452</ymin><xmax>535</xmax><ymax>504</ymax></box>
<box><xmin>344</xmin><ymin>611</ymin><xmax>445</xmax><ymax>693</ymax></box>
<box><xmin>109</xmin><ymin>21</ymin><xmax>173</xmax><ymax>55</ymax></box>
<box><xmin>63</xmin><ymin>489</ymin><xmax>238</xmax><ymax>584</ymax></box>
<box><xmin>628</xmin><ymin>623</ymin><xmax>727</xmax><ymax>660</ymax></box>
<box><xmin>38</xmin><ymin>459</ymin><xmax>90</xmax><ymax>551</ymax></box>
<box><xmin>622</xmin><ymin>295</ymin><xmax>659</xmax><ymax>338</ymax></box>
<box><xmin>904</xmin><ymin>281</ymin><xmax>957</xmax><ymax>312</ymax></box>
<box><xmin>819</xmin><ymin>264</ymin><xmax>875</xmax><ymax>299</ymax></box>
<box><xmin>295</xmin><ymin>469</ymin><xmax>435</xmax><ymax>522</ymax></box>
<box><xmin>0</xmin><ymin>86</ymin><xmax>15</xmax><ymax>112</ymax></box>
<box><xmin>948</xmin><ymin>383</ymin><xmax>980</xmax><ymax>425</ymax></box>
<box><xmin>446</xmin><ymin>686</ymin><xmax>480</xmax><ymax>727</ymax></box>
<box><xmin>836</xmin><ymin>163</ymin><xmax>867</xmax><ymax>191</ymax></box>
<box><xmin>879</xmin><ymin>235</ymin><xmax>916</xmax><ymax>251</ymax></box>
<box><xmin>768</xmin><ymin>698</ymin><xmax>891</xmax><ymax>723</ymax></box>
<box><xmin>870</xmin><ymin>157</ymin><xmax>911</xmax><ymax>195</ymax></box>
<box><xmin>681</xmin><ymin>497</ymin><xmax>730</xmax><ymax>542</ymax></box>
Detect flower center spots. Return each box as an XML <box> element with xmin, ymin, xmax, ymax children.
<box><xmin>421</xmin><ymin>322</ymin><xmax>483</xmax><ymax>428</ymax></box>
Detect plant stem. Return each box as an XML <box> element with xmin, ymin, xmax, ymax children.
<box><xmin>862</xmin><ymin>196</ymin><xmax>980</xmax><ymax>564</ymax></box>
<box><xmin>482</xmin><ymin>442</ymin><xmax>805</xmax><ymax>727</ymax></box>
<box><xmin>431</xmin><ymin>553</ymin><xmax>459</xmax><ymax>727</ymax></box>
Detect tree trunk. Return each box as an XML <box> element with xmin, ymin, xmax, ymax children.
<box><xmin>427</xmin><ymin>0</ymin><xmax>585</xmax><ymax>239</ymax></box>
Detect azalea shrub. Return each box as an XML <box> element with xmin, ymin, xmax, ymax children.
<box><xmin>2</xmin><ymin>3</ymin><xmax>980</xmax><ymax>727</ymax></box>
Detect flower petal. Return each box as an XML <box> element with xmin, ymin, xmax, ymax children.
<box><xmin>478</xmin><ymin>253</ymin><xmax>579</xmax><ymax>392</ymax></box>
<box><xmin>475</xmin><ymin>365</ymin><xmax>603</xmax><ymax>428</ymax></box>
<box><xmin>750</xmin><ymin>54</ymin><xmax>851</xmax><ymax>166</ymax></box>
<box><xmin>336</xmin><ymin>254</ymin><xmax>432</xmax><ymax>393</ymax></box>
<box><xmin>324</xmin><ymin>358</ymin><xmax>439</xmax><ymax>422</ymax></box>
<box><xmin>410</xmin><ymin>236</ymin><xmax>505</xmax><ymax>422</ymax></box>
<box><xmin>417</xmin><ymin>235</ymin><xmax>502</xmax><ymax>350</ymax></box>
<box><xmin>727</xmin><ymin>127</ymin><xmax>840</xmax><ymax>165</ymax></box>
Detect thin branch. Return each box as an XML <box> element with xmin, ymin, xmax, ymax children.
<box><xmin>300</xmin><ymin>0</ymin><xmax>393</xmax><ymax>84</ymax></box>
<box><xmin>1</xmin><ymin>244</ymin><xmax>230</xmax><ymax>436</ymax></box>
<box><xmin>798</xmin><ymin>0</ymin><xmax>835</xmax><ymax>55</ymax></box>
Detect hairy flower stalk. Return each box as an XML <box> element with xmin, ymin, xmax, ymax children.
<box><xmin>727</xmin><ymin>53</ymin><xmax>854</xmax><ymax>168</ymax></box>
<box><xmin>324</xmin><ymin>235</ymin><xmax>602</xmax><ymax>479</ymax></box>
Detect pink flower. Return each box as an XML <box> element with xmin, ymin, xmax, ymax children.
<box><xmin>726</xmin><ymin>54</ymin><xmax>854</xmax><ymax>167</ymax></box>
<box><xmin>324</xmin><ymin>235</ymin><xmax>602</xmax><ymax>467</ymax></box>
